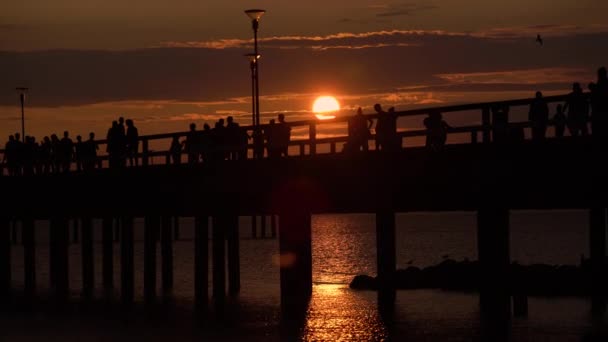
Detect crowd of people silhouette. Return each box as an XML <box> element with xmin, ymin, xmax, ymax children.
<box><xmin>1</xmin><ymin>66</ymin><xmax>607</xmax><ymax>175</ymax></box>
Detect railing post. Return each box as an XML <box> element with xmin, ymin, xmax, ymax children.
<box><xmin>471</xmin><ymin>130</ymin><xmax>478</xmax><ymax>144</ymax></box>
<box><xmin>482</xmin><ymin>107</ymin><xmax>491</xmax><ymax>143</ymax></box>
<box><xmin>299</xmin><ymin>143</ymin><xmax>305</xmax><ymax>156</ymax></box>
<box><xmin>142</xmin><ymin>139</ymin><xmax>149</xmax><ymax>167</ymax></box>
<box><xmin>309</xmin><ymin>123</ymin><xmax>317</xmax><ymax>155</ymax></box>
<box><xmin>330</xmin><ymin>142</ymin><xmax>336</xmax><ymax>154</ymax></box>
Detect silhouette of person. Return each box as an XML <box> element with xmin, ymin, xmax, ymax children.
<box><xmin>125</xmin><ymin>119</ymin><xmax>139</xmax><ymax>167</ymax></box>
<box><xmin>50</xmin><ymin>133</ymin><xmax>60</xmax><ymax>173</ymax></box>
<box><xmin>59</xmin><ymin>131</ymin><xmax>74</xmax><ymax>173</ymax></box>
<box><xmin>116</xmin><ymin>116</ymin><xmax>127</xmax><ymax>167</ymax></box>
<box><xmin>40</xmin><ymin>136</ymin><xmax>52</xmax><ymax>174</ymax></box>
<box><xmin>591</xmin><ymin>67</ymin><xmax>608</xmax><ymax>140</ymax></box>
<box><xmin>226</xmin><ymin>116</ymin><xmax>240</xmax><ymax>160</ymax></box>
<box><xmin>200</xmin><ymin>123</ymin><xmax>212</xmax><ymax>163</ymax></box>
<box><xmin>348</xmin><ymin>107</ymin><xmax>373</xmax><ymax>152</ymax></box>
<box><xmin>528</xmin><ymin>91</ymin><xmax>549</xmax><ymax>141</ymax></box>
<box><xmin>237</xmin><ymin>124</ymin><xmax>249</xmax><ymax>160</ymax></box>
<box><xmin>265</xmin><ymin>119</ymin><xmax>280</xmax><ymax>159</ymax></box>
<box><xmin>170</xmin><ymin>136</ymin><xmax>182</xmax><ymax>164</ymax></box>
<box><xmin>492</xmin><ymin>105</ymin><xmax>510</xmax><ymax>143</ymax></box>
<box><xmin>563</xmin><ymin>82</ymin><xmax>589</xmax><ymax>137</ymax></box>
<box><xmin>83</xmin><ymin>132</ymin><xmax>98</xmax><ymax>171</ymax></box>
<box><xmin>423</xmin><ymin>111</ymin><xmax>451</xmax><ymax>151</ymax></box>
<box><xmin>277</xmin><ymin>113</ymin><xmax>291</xmax><ymax>157</ymax></box>
<box><xmin>252</xmin><ymin>128</ymin><xmax>264</xmax><ymax>160</ymax></box>
<box><xmin>553</xmin><ymin>104</ymin><xmax>567</xmax><ymax>138</ymax></box>
<box><xmin>184</xmin><ymin>123</ymin><xmax>199</xmax><ymax>164</ymax></box>
<box><xmin>75</xmin><ymin>135</ymin><xmax>84</xmax><ymax>172</ymax></box>
<box><xmin>3</xmin><ymin>135</ymin><xmax>17</xmax><ymax>176</ymax></box>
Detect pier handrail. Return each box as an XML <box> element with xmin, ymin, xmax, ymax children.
<box><xmin>0</xmin><ymin>92</ymin><xmax>590</xmax><ymax>171</ymax></box>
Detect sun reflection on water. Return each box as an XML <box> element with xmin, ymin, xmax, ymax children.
<box><xmin>301</xmin><ymin>284</ymin><xmax>389</xmax><ymax>341</ymax></box>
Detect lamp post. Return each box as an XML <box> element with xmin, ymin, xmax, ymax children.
<box><xmin>16</xmin><ymin>87</ymin><xmax>28</xmax><ymax>141</ymax></box>
<box><xmin>244</xmin><ymin>53</ymin><xmax>260</xmax><ymax>127</ymax></box>
<box><xmin>244</xmin><ymin>9</ymin><xmax>265</xmax><ymax>127</ymax></box>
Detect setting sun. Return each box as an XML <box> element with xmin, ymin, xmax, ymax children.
<box><xmin>313</xmin><ymin>96</ymin><xmax>340</xmax><ymax>120</ymax></box>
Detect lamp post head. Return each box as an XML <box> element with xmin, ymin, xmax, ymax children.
<box><xmin>245</xmin><ymin>9</ymin><xmax>266</xmax><ymax>21</ymax></box>
<box><xmin>245</xmin><ymin>9</ymin><xmax>265</xmax><ymax>30</ymax></box>
<box><xmin>244</xmin><ymin>53</ymin><xmax>260</xmax><ymax>63</ymax></box>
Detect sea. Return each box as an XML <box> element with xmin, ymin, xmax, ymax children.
<box><xmin>2</xmin><ymin>210</ymin><xmax>608</xmax><ymax>341</ymax></box>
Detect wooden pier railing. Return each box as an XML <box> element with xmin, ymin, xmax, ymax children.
<box><xmin>0</xmin><ymin>93</ymin><xmax>584</xmax><ymax>173</ymax></box>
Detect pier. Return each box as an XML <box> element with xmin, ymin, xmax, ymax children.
<box><xmin>0</xmin><ymin>93</ymin><xmax>606</xmax><ymax>328</ymax></box>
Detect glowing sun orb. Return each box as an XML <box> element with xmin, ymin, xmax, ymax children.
<box><xmin>313</xmin><ymin>96</ymin><xmax>340</xmax><ymax>120</ymax></box>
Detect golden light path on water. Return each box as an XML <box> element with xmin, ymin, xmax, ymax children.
<box><xmin>302</xmin><ymin>284</ymin><xmax>389</xmax><ymax>341</ymax></box>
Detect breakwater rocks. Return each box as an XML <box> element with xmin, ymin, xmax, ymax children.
<box><xmin>349</xmin><ymin>258</ymin><xmax>605</xmax><ymax>296</ymax></box>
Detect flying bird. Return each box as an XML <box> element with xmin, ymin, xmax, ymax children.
<box><xmin>536</xmin><ymin>34</ymin><xmax>543</xmax><ymax>46</ymax></box>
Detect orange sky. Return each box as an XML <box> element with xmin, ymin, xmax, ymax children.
<box><xmin>1</xmin><ymin>1</ymin><xmax>607</xmax><ymax>141</ymax></box>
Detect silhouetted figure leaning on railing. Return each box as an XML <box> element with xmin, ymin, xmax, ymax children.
<box><xmin>375</xmin><ymin>104</ymin><xmax>399</xmax><ymax>152</ymax></box>
<box><xmin>424</xmin><ymin>111</ymin><xmax>451</xmax><ymax>151</ymax></box>
<box><xmin>59</xmin><ymin>131</ymin><xmax>74</xmax><ymax>173</ymax></box>
<box><xmin>529</xmin><ymin>91</ymin><xmax>549</xmax><ymax>141</ymax></box>
<box><xmin>82</xmin><ymin>132</ymin><xmax>98</xmax><ymax>172</ymax></box>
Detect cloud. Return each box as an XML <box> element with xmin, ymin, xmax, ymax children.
<box><xmin>2</xmin><ymin>28</ymin><xmax>607</xmax><ymax>110</ymax></box>
<box><xmin>374</xmin><ymin>3</ymin><xmax>438</xmax><ymax>17</ymax></box>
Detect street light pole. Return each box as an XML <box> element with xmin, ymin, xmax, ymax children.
<box><xmin>245</xmin><ymin>54</ymin><xmax>259</xmax><ymax>127</ymax></box>
<box><xmin>16</xmin><ymin>87</ymin><xmax>28</xmax><ymax>141</ymax></box>
<box><xmin>244</xmin><ymin>9</ymin><xmax>266</xmax><ymax>128</ymax></box>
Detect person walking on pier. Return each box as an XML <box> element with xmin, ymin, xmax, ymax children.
<box><xmin>75</xmin><ymin>135</ymin><xmax>84</xmax><ymax>172</ymax></box>
<box><xmin>184</xmin><ymin>123</ymin><xmax>199</xmax><ymax>164</ymax></box>
<box><xmin>59</xmin><ymin>131</ymin><xmax>74</xmax><ymax>173</ymax></box>
<box><xmin>590</xmin><ymin>67</ymin><xmax>608</xmax><ymax>140</ymax></box>
<box><xmin>125</xmin><ymin>119</ymin><xmax>139</xmax><ymax>167</ymax></box>
<box><xmin>348</xmin><ymin>107</ymin><xmax>373</xmax><ymax>152</ymax></box>
<box><xmin>83</xmin><ymin>132</ymin><xmax>98</xmax><ymax>171</ymax></box>
<box><xmin>529</xmin><ymin>91</ymin><xmax>550</xmax><ymax>141</ymax></box>
<box><xmin>170</xmin><ymin>136</ymin><xmax>182</xmax><ymax>165</ymax></box>
<box><xmin>553</xmin><ymin>104</ymin><xmax>567</xmax><ymax>138</ymax></box>
<box><xmin>564</xmin><ymin>82</ymin><xmax>589</xmax><ymax>137</ymax></box>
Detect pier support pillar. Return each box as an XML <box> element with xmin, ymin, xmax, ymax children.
<box><xmin>51</xmin><ymin>218</ymin><xmax>69</xmax><ymax>301</ymax></box>
<box><xmin>227</xmin><ymin>215</ymin><xmax>240</xmax><ymax>295</ymax></box>
<box><xmin>102</xmin><ymin>217</ymin><xmax>114</xmax><ymax>292</ymax></box>
<box><xmin>81</xmin><ymin>217</ymin><xmax>94</xmax><ymax>300</ymax></box>
<box><xmin>194</xmin><ymin>216</ymin><xmax>209</xmax><ymax>310</ymax></box>
<box><xmin>0</xmin><ymin>217</ymin><xmax>10</xmax><ymax>302</ymax></box>
<box><xmin>477</xmin><ymin>207</ymin><xmax>511</xmax><ymax>334</ymax></box>
<box><xmin>589</xmin><ymin>208</ymin><xmax>607</xmax><ymax>315</ymax></box>
<box><xmin>161</xmin><ymin>216</ymin><xmax>173</xmax><ymax>294</ymax></box>
<box><xmin>376</xmin><ymin>211</ymin><xmax>396</xmax><ymax>310</ymax></box>
<box><xmin>144</xmin><ymin>216</ymin><xmax>159</xmax><ymax>303</ymax></box>
<box><xmin>121</xmin><ymin>217</ymin><xmax>134</xmax><ymax>305</ymax></box>
<box><xmin>278</xmin><ymin>209</ymin><xmax>312</xmax><ymax>314</ymax></box>
<box><xmin>212</xmin><ymin>216</ymin><xmax>226</xmax><ymax>311</ymax></box>
<box><xmin>23</xmin><ymin>218</ymin><xmax>35</xmax><ymax>301</ymax></box>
